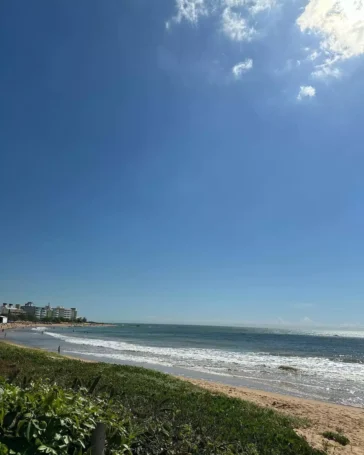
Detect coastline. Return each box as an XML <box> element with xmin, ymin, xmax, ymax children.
<box><xmin>0</xmin><ymin>321</ymin><xmax>115</xmax><ymax>331</ymax></box>
<box><xmin>1</xmin><ymin>339</ymin><xmax>363</xmax><ymax>454</ymax></box>
<box><xmin>1</xmin><ymin>340</ymin><xmax>98</xmax><ymax>363</ymax></box>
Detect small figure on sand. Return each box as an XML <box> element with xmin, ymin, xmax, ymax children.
<box><xmin>58</xmin><ymin>345</ymin><xmax>61</xmax><ymax>354</ymax></box>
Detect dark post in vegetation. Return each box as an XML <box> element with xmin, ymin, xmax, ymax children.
<box><xmin>90</xmin><ymin>422</ymin><xmax>106</xmax><ymax>455</ymax></box>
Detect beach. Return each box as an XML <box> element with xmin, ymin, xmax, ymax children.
<box><xmin>1</xmin><ymin>338</ymin><xmax>363</xmax><ymax>454</ymax></box>
<box><xmin>3</xmin><ymin>323</ymin><xmax>364</xmax><ymax>454</ymax></box>
<box><xmin>4</xmin><ymin>323</ymin><xmax>364</xmax><ymax>408</ymax></box>
<box><xmin>0</xmin><ymin>321</ymin><xmax>115</xmax><ymax>331</ymax></box>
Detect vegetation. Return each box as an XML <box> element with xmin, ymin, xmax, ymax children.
<box><xmin>0</xmin><ymin>381</ymin><xmax>134</xmax><ymax>454</ymax></box>
<box><xmin>322</xmin><ymin>431</ymin><xmax>350</xmax><ymax>446</ymax></box>
<box><xmin>3</xmin><ymin>314</ymin><xmax>87</xmax><ymax>324</ymax></box>
<box><xmin>38</xmin><ymin>317</ymin><xmax>87</xmax><ymax>324</ymax></box>
<box><xmin>0</xmin><ymin>343</ymin><xmax>324</xmax><ymax>454</ymax></box>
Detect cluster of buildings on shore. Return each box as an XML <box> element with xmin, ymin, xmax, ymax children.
<box><xmin>0</xmin><ymin>302</ymin><xmax>78</xmax><ymax>322</ymax></box>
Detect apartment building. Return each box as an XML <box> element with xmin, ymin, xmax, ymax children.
<box><xmin>22</xmin><ymin>302</ymin><xmax>36</xmax><ymax>316</ymax></box>
<box><xmin>1</xmin><ymin>303</ymin><xmax>25</xmax><ymax>317</ymax></box>
<box><xmin>49</xmin><ymin>306</ymin><xmax>77</xmax><ymax>320</ymax></box>
<box><xmin>20</xmin><ymin>303</ymin><xmax>78</xmax><ymax>321</ymax></box>
<box><xmin>34</xmin><ymin>304</ymin><xmax>53</xmax><ymax>320</ymax></box>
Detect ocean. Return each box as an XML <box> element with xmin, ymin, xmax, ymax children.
<box><xmin>6</xmin><ymin>324</ymin><xmax>364</xmax><ymax>407</ymax></box>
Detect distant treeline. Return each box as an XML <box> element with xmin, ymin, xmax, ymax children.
<box><xmin>5</xmin><ymin>313</ymin><xmax>87</xmax><ymax>323</ymax></box>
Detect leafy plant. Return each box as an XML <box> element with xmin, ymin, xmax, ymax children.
<box><xmin>0</xmin><ymin>380</ymin><xmax>136</xmax><ymax>454</ymax></box>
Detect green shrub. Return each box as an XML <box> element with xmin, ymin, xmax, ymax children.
<box><xmin>322</xmin><ymin>431</ymin><xmax>350</xmax><ymax>446</ymax></box>
<box><xmin>0</xmin><ymin>381</ymin><xmax>136</xmax><ymax>454</ymax></box>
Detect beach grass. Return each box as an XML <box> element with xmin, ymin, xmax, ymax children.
<box><xmin>322</xmin><ymin>431</ymin><xmax>350</xmax><ymax>446</ymax></box>
<box><xmin>0</xmin><ymin>342</ymin><xmax>324</xmax><ymax>454</ymax></box>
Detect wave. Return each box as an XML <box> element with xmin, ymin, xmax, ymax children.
<box><xmin>299</xmin><ymin>329</ymin><xmax>364</xmax><ymax>339</ymax></box>
<box><xmin>62</xmin><ymin>348</ymin><xmax>364</xmax><ymax>407</ymax></box>
<box><xmin>41</xmin><ymin>331</ymin><xmax>364</xmax><ymax>383</ymax></box>
<box><xmin>64</xmin><ymin>349</ymin><xmax>175</xmax><ymax>368</ymax></box>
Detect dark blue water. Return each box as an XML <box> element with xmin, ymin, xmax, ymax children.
<box><xmin>7</xmin><ymin>324</ymin><xmax>364</xmax><ymax>407</ymax></box>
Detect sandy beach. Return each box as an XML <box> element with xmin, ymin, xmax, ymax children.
<box><xmin>180</xmin><ymin>377</ymin><xmax>364</xmax><ymax>455</ymax></box>
<box><xmin>1</xmin><ymin>338</ymin><xmax>363</xmax><ymax>455</ymax></box>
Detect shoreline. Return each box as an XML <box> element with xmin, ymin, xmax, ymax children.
<box><xmin>0</xmin><ymin>321</ymin><xmax>115</xmax><ymax>331</ymax></box>
<box><xmin>1</xmin><ymin>340</ymin><xmax>98</xmax><ymax>363</ymax></box>
<box><xmin>1</xmin><ymin>339</ymin><xmax>363</xmax><ymax>454</ymax></box>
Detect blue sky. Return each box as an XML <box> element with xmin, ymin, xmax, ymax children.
<box><xmin>1</xmin><ymin>0</ymin><xmax>364</xmax><ymax>326</ymax></box>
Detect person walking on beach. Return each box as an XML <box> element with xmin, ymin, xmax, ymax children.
<box><xmin>58</xmin><ymin>345</ymin><xmax>61</xmax><ymax>354</ymax></box>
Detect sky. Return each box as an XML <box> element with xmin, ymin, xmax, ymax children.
<box><xmin>1</xmin><ymin>0</ymin><xmax>364</xmax><ymax>327</ymax></box>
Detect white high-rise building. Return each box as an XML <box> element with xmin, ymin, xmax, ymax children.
<box><xmin>51</xmin><ymin>306</ymin><xmax>77</xmax><ymax>320</ymax></box>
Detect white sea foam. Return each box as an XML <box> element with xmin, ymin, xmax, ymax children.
<box><xmin>42</xmin><ymin>331</ymin><xmax>364</xmax><ymax>384</ymax></box>
<box><xmin>63</xmin><ymin>350</ymin><xmax>175</xmax><ymax>368</ymax></box>
<box><xmin>299</xmin><ymin>329</ymin><xmax>364</xmax><ymax>339</ymax></box>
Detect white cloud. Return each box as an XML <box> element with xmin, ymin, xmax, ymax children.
<box><xmin>295</xmin><ymin>1</ymin><xmax>364</xmax><ymax>86</ymax></box>
<box><xmin>298</xmin><ymin>0</ymin><xmax>364</xmax><ymax>60</ymax></box>
<box><xmin>222</xmin><ymin>7</ymin><xmax>255</xmax><ymax>41</ymax></box>
<box><xmin>170</xmin><ymin>0</ymin><xmax>208</xmax><ymax>25</ymax></box>
<box><xmin>232</xmin><ymin>58</ymin><xmax>253</xmax><ymax>78</ymax></box>
<box><xmin>297</xmin><ymin>85</ymin><xmax>316</xmax><ymax>100</ymax></box>
<box><xmin>224</xmin><ymin>0</ymin><xmax>246</xmax><ymax>6</ymax></box>
<box><xmin>308</xmin><ymin>50</ymin><xmax>320</xmax><ymax>61</ymax></box>
<box><xmin>168</xmin><ymin>0</ymin><xmax>358</xmax><ymax>91</ymax></box>
<box><xmin>312</xmin><ymin>64</ymin><xmax>341</xmax><ymax>79</ymax></box>
<box><xmin>247</xmin><ymin>0</ymin><xmax>277</xmax><ymax>15</ymax></box>
<box><xmin>223</xmin><ymin>0</ymin><xmax>276</xmax><ymax>15</ymax></box>
<box><xmin>168</xmin><ymin>0</ymin><xmax>279</xmax><ymax>32</ymax></box>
